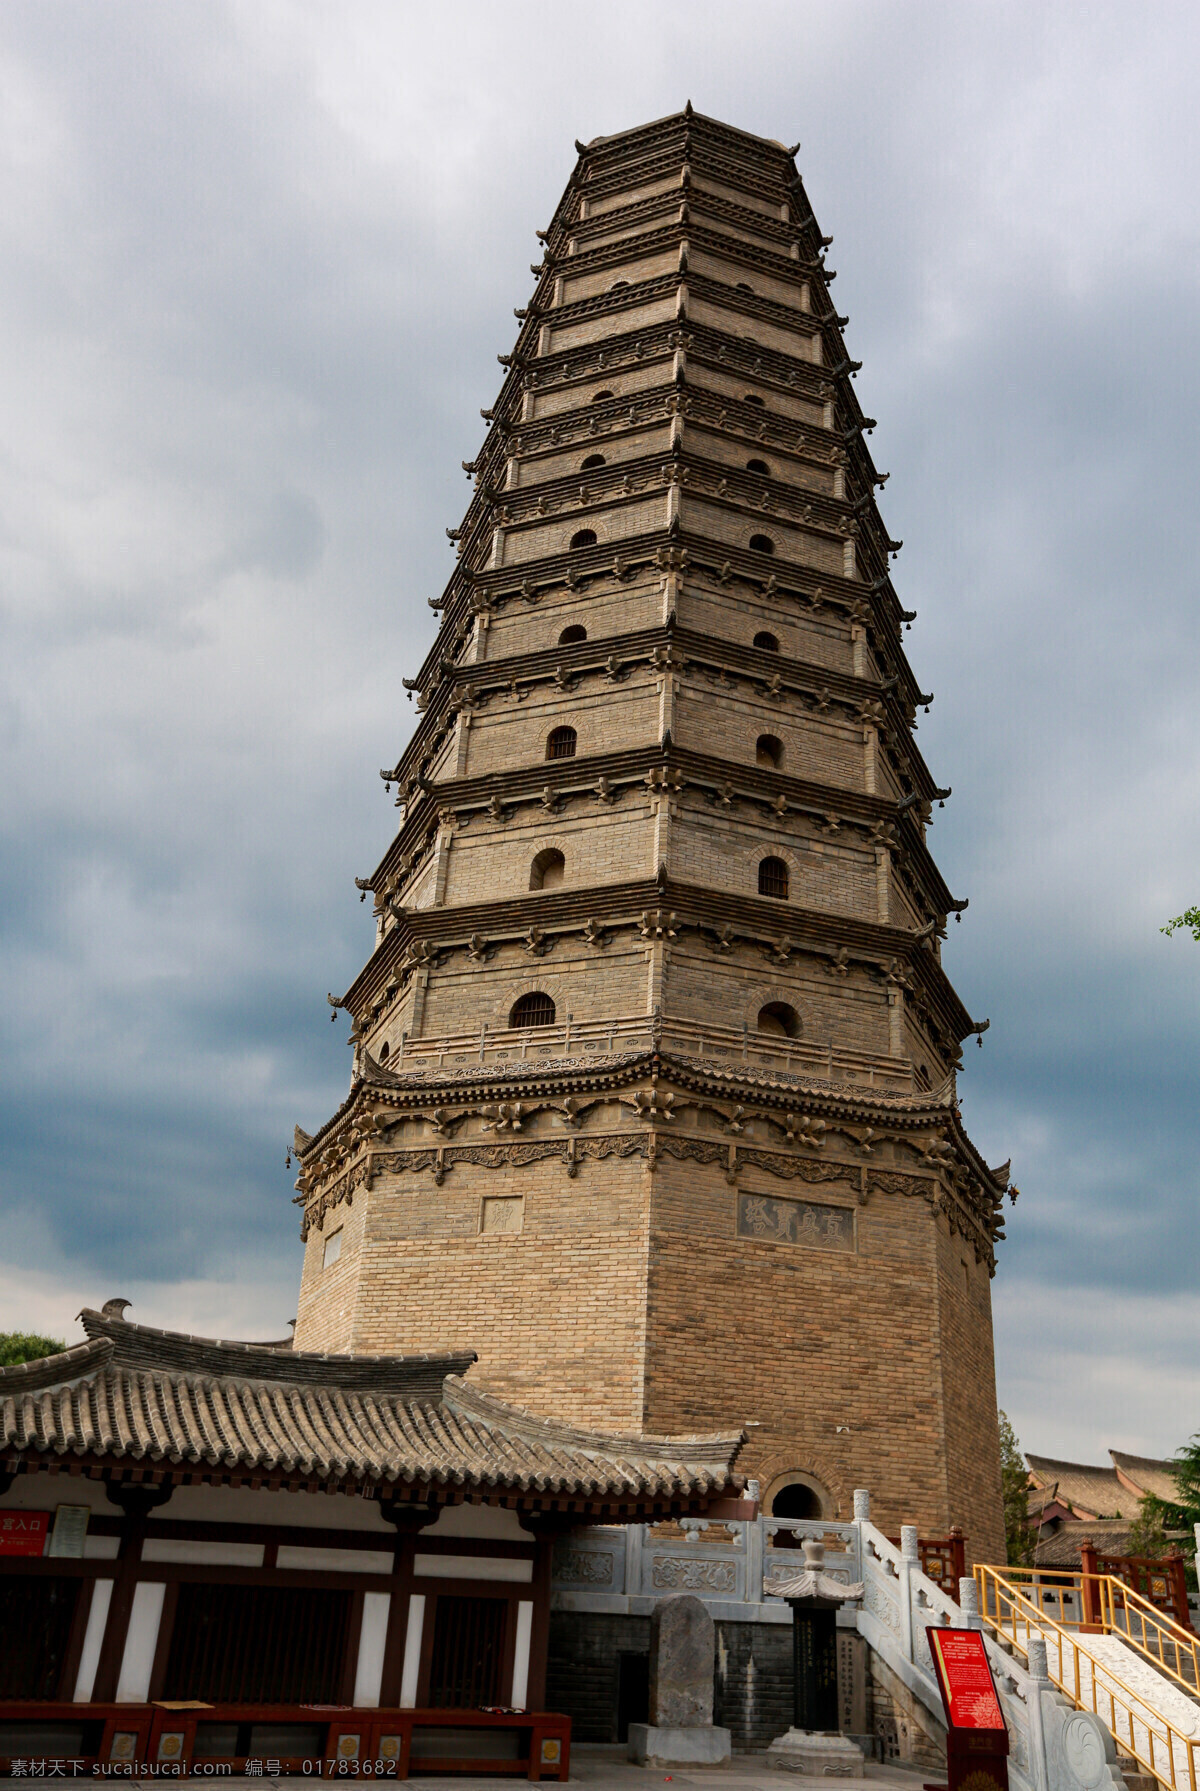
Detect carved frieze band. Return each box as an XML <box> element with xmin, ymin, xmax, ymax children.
<box><xmin>299</xmin><ymin>1133</ymin><xmax>943</xmax><ymax>1242</ymax></box>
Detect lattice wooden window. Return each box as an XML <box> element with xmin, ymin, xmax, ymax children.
<box><xmin>162</xmin><ymin>1584</ymin><xmax>351</xmax><ymax>1704</ymax></box>
<box><xmin>546</xmin><ymin>726</ymin><xmax>577</xmax><ymax>760</ymax></box>
<box><xmin>427</xmin><ymin>1595</ymin><xmax>508</xmax><ymax>1709</ymax></box>
<box><xmin>759</xmin><ymin>857</ymin><xmax>789</xmax><ymax>899</ymax></box>
<box><xmin>510</xmin><ymin>991</ymin><xmax>556</xmax><ymax>1028</ymax></box>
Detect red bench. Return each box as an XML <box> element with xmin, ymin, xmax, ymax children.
<box><xmin>0</xmin><ymin>1701</ymin><xmax>571</xmax><ymax>1780</ymax></box>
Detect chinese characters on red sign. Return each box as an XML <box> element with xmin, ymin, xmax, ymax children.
<box><xmin>0</xmin><ymin>1510</ymin><xmax>49</xmax><ymax>1556</ymax></box>
<box><xmin>928</xmin><ymin>1629</ymin><xmax>1006</xmax><ymax>1731</ymax></box>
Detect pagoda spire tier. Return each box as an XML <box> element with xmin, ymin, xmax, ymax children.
<box><xmin>294</xmin><ymin>109</ymin><xmax>1010</xmax><ymax>1561</ymax></box>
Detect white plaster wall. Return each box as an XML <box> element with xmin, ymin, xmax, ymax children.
<box><xmin>414</xmin><ymin>1553</ymin><xmax>532</xmax><ymax>1582</ymax></box>
<box><xmin>419</xmin><ymin>1503</ymin><xmax>529</xmax><ymax>1541</ymax></box>
<box><xmin>276</xmin><ymin>1545</ymin><xmax>393</xmax><ymax>1574</ymax></box>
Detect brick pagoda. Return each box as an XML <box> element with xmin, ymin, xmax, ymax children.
<box><xmin>293</xmin><ymin>108</ymin><xmax>1010</xmax><ymax>1559</ymax></box>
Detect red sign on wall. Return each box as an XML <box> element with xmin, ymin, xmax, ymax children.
<box><xmin>927</xmin><ymin>1628</ymin><xmax>1005</xmax><ymax>1731</ymax></box>
<box><xmin>0</xmin><ymin>1510</ymin><xmax>49</xmax><ymax>1556</ymax></box>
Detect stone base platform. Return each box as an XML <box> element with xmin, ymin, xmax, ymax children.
<box><xmin>766</xmin><ymin>1730</ymin><xmax>867</xmax><ymax>1776</ymax></box>
<box><xmin>627</xmin><ymin>1722</ymin><xmax>733</xmax><ymax>1767</ymax></box>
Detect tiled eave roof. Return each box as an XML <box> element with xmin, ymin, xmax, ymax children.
<box><xmin>336</xmin><ymin>873</ymin><xmax>975</xmax><ymax>1051</ymax></box>
<box><xmin>296</xmin><ymin>1042</ymin><xmax>1008</xmax><ymax>1230</ymax></box>
<box><xmin>1110</xmin><ymin>1451</ymin><xmax>1181</xmax><ymax>1504</ymax></box>
<box><xmin>1026</xmin><ymin>1455</ymin><xmax>1128</xmax><ymax>1520</ymax></box>
<box><xmin>0</xmin><ymin>1311</ymin><xmax>743</xmax><ymax>1515</ymax></box>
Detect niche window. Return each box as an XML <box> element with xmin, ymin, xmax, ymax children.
<box><xmin>546</xmin><ymin>725</ymin><xmax>577</xmax><ymax>760</ymax></box>
<box><xmin>591</xmin><ymin>390</ymin><xmax>614</xmax><ymax>403</ymax></box>
<box><xmin>510</xmin><ymin>991</ymin><xmax>555</xmax><ymax>1028</ymax></box>
<box><xmin>759</xmin><ymin>856</ymin><xmax>789</xmax><ymax>899</ymax></box>
<box><xmin>749</xmin><ymin>533</ymin><xmax>775</xmax><ymax>554</ymax></box>
<box><xmin>530</xmin><ymin>848</ymin><xmax>565</xmax><ymax>891</ymax></box>
<box><xmin>378</xmin><ymin>1040</ymin><xmax>390</xmax><ymax>1061</ymax></box>
<box><xmin>771</xmin><ymin>1479</ymin><xmax>823</xmax><ymax>1545</ymax></box>
<box><xmin>558</xmin><ymin>624</ymin><xmax>587</xmax><ymax>645</ymax></box>
<box><xmin>756</xmin><ymin>733</ymin><xmax>783</xmax><ymax>768</ymax></box>
<box><xmin>743</xmin><ymin>393</ymin><xmax>765</xmax><ymax>407</ymax></box>
<box><xmin>758</xmin><ymin>1002</ymin><xmax>800</xmax><ymax>1038</ymax></box>
<box><xmin>570</xmin><ymin>528</ymin><xmax>597</xmax><ymax>549</ymax></box>
<box><xmin>736</xmin><ymin>280</ymin><xmax>755</xmax><ymax>293</ymax></box>
<box><xmin>746</xmin><ymin>458</ymin><xmax>770</xmax><ymax>475</ymax></box>
<box><xmin>581</xmin><ymin>454</ymin><xmax>606</xmax><ymax>470</ymax></box>
<box><xmin>754</xmin><ymin>631</ymin><xmax>779</xmax><ymax>652</ymax></box>
<box><xmin>322</xmin><ymin>1229</ymin><xmax>343</xmax><ymax>1270</ymax></box>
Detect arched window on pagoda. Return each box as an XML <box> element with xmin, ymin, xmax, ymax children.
<box><xmin>546</xmin><ymin>726</ymin><xmax>577</xmax><ymax>760</ymax></box>
<box><xmin>759</xmin><ymin>856</ymin><xmax>789</xmax><ymax>899</ymax></box>
<box><xmin>510</xmin><ymin>991</ymin><xmax>556</xmax><ymax>1029</ymax></box>
<box><xmin>529</xmin><ymin>849</ymin><xmax>565</xmax><ymax>891</ymax></box>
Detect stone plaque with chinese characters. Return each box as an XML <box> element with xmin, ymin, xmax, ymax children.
<box><xmin>481</xmin><ymin>1195</ymin><xmax>524</xmax><ymax>1236</ymax></box>
<box><xmin>737</xmin><ymin>1192</ymin><xmax>855</xmax><ymax>1251</ymax></box>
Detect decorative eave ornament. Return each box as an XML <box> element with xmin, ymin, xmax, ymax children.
<box><xmin>763</xmin><ymin>1535</ymin><xmax>863</xmax><ymax>1602</ymax></box>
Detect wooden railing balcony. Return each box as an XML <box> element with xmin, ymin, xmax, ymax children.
<box><xmin>387</xmin><ymin>1011</ymin><xmax>919</xmax><ymax>1092</ymax></box>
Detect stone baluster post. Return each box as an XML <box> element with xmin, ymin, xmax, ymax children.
<box><xmin>898</xmin><ymin>1525</ymin><xmax>919</xmax><ymax>1663</ymax></box>
<box><xmin>746</xmin><ymin>1514</ymin><xmax>764</xmax><ymax>1607</ymax></box>
<box><xmin>1024</xmin><ymin>1637</ymin><xmax>1052</xmax><ymax>1791</ymax></box>
<box><xmin>958</xmin><ymin>1576</ymin><xmax>981</xmax><ymax>1629</ymax></box>
<box><xmin>626</xmin><ymin>1521</ymin><xmax>644</xmax><ymax>1598</ymax></box>
<box><xmin>851</xmin><ymin>1490</ymin><xmax>869</xmax><ymax>1580</ymax></box>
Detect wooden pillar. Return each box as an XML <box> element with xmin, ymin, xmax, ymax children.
<box><xmin>1079</xmin><ymin>1540</ymin><xmax>1102</xmax><ymax>1631</ymax></box>
<box><xmin>526</xmin><ymin>1532</ymin><xmax>557</xmax><ymax>1712</ymax></box>
<box><xmin>379</xmin><ymin>1504</ymin><xmax>432</xmax><ymax>1707</ymax></box>
<box><xmin>90</xmin><ymin>1483</ymin><xmax>173</xmax><ymax>1702</ymax></box>
<box><xmin>949</xmin><ymin>1526</ymin><xmax>966</xmax><ymax>1589</ymax></box>
<box><xmin>1164</xmin><ymin>1550</ymin><xmax>1189</xmax><ymax>1630</ymax></box>
<box><xmin>520</xmin><ymin>1514</ymin><xmax>574</xmax><ymax>1714</ymax></box>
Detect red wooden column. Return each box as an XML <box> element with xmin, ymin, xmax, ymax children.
<box><xmin>1079</xmin><ymin>1541</ymin><xmax>1103</xmax><ymax>1631</ymax></box>
<box><xmin>521</xmin><ymin>1515</ymin><xmax>575</xmax><ymax>1713</ymax></box>
<box><xmin>378</xmin><ymin>1505</ymin><xmax>431</xmax><ymax>1707</ymax></box>
<box><xmin>91</xmin><ymin>1483</ymin><xmax>173</xmax><ymax>1701</ymax></box>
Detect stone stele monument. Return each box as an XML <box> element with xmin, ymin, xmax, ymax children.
<box><xmin>627</xmin><ymin>1593</ymin><xmax>731</xmax><ymax>1767</ymax></box>
<box><xmin>763</xmin><ymin>1536</ymin><xmax>865</xmax><ymax>1775</ymax></box>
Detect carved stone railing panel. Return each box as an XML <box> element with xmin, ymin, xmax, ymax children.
<box><xmin>651</xmin><ymin>1555</ymin><xmax>740</xmax><ymax>1594</ymax></box>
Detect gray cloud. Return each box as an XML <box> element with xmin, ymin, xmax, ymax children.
<box><xmin>1</xmin><ymin>0</ymin><xmax>1198</xmax><ymax>1465</ymax></box>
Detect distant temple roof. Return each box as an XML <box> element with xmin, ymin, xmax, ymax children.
<box><xmin>1026</xmin><ymin>1448</ymin><xmax>1182</xmax><ymax>1567</ymax></box>
<box><xmin>0</xmin><ymin>1306</ymin><xmax>745</xmax><ymax>1518</ymax></box>
<box><xmin>1026</xmin><ymin>1450</ymin><xmax>1179</xmax><ymax>1522</ymax></box>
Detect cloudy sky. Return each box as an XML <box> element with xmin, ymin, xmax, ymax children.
<box><xmin>2</xmin><ymin>1</ymin><xmax>1198</xmax><ymax>1466</ymax></box>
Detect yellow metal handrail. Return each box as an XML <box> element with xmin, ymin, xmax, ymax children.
<box><xmin>974</xmin><ymin>1564</ymin><xmax>1200</xmax><ymax>1791</ymax></box>
<box><xmin>991</xmin><ymin>1564</ymin><xmax>1200</xmax><ymax>1699</ymax></box>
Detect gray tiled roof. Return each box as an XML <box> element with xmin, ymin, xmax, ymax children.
<box><xmin>0</xmin><ymin>1309</ymin><xmax>744</xmax><ymax>1512</ymax></box>
<box><xmin>1026</xmin><ymin>1455</ymin><xmax>1129</xmax><ymax>1519</ymax></box>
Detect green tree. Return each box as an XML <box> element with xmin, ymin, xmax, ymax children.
<box><xmin>1162</xmin><ymin>909</ymin><xmax>1200</xmax><ymax>941</ymax></box>
<box><xmin>1125</xmin><ymin>1495</ymin><xmax>1171</xmax><ymax>1558</ymax></box>
<box><xmin>0</xmin><ymin>1332</ymin><xmax>66</xmax><ymax>1367</ymax></box>
<box><xmin>999</xmin><ymin>1410</ymin><xmax>1035</xmax><ymax>1566</ymax></box>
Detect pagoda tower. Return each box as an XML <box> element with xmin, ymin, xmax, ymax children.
<box><xmin>292</xmin><ymin>109</ymin><xmax>1010</xmax><ymax>1558</ymax></box>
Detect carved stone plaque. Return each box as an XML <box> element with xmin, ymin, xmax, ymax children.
<box><xmin>553</xmin><ymin>1548</ymin><xmax>615</xmax><ymax>1587</ymax></box>
<box><xmin>651</xmin><ymin>1556</ymin><xmax>738</xmax><ymax>1593</ymax></box>
<box><xmin>737</xmin><ymin>1191</ymin><xmax>855</xmax><ymax>1251</ymax></box>
<box><xmin>480</xmin><ymin>1195</ymin><xmax>524</xmax><ymax>1236</ymax></box>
